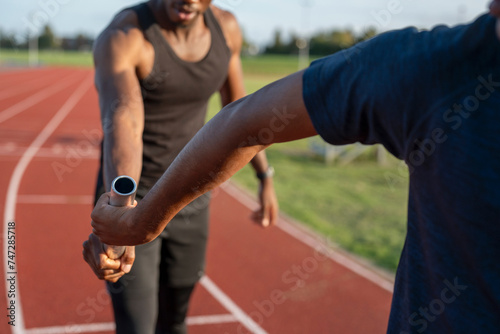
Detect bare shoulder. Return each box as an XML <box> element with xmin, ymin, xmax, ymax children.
<box><xmin>210</xmin><ymin>5</ymin><xmax>242</xmax><ymax>53</ymax></box>
<box><xmin>210</xmin><ymin>5</ymin><xmax>240</xmax><ymax>30</ymax></box>
<box><xmin>93</xmin><ymin>9</ymin><xmax>147</xmax><ymax>70</ymax></box>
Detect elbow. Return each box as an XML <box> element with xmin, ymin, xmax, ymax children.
<box><xmin>221</xmin><ymin>93</ymin><xmax>278</xmax><ymax>150</ymax></box>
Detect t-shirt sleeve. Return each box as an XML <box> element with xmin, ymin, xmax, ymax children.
<box><xmin>302</xmin><ymin>28</ymin><xmax>422</xmax><ymax>159</ymax></box>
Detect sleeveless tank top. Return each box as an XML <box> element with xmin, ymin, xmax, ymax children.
<box><xmin>130</xmin><ymin>3</ymin><xmax>231</xmax><ymax>198</ymax></box>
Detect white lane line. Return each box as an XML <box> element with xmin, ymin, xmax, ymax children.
<box><xmin>24</xmin><ymin>314</ymin><xmax>239</xmax><ymax>334</ymax></box>
<box><xmin>200</xmin><ymin>276</ymin><xmax>268</xmax><ymax>334</ymax></box>
<box><xmin>222</xmin><ymin>183</ymin><xmax>395</xmax><ymax>293</ymax></box>
<box><xmin>0</xmin><ymin>146</ymin><xmax>99</xmax><ymax>159</ymax></box>
<box><xmin>3</xmin><ymin>75</ymin><xmax>93</xmax><ymax>334</ymax></box>
<box><xmin>0</xmin><ymin>68</ymin><xmax>44</xmax><ymax>77</ymax></box>
<box><xmin>0</xmin><ymin>72</ymin><xmax>60</xmax><ymax>102</ymax></box>
<box><xmin>17</xmin><ymin>195</ymin><xmax>94</xmax><ymax>205</ymax></box>
<box><xmin>274</xmin><ymin>217</ymin><xmax>395</xmax><ymax>292</ymax></box>
<box><xmin>0</xmin><ymin>72</ymin><xmax>80</xmax><ymax>124</ymax></box>
<box><xmin>186</xmin><ymin>314</ymin><xmax>237</xmax><ymax>325</ymax></box>
<box><xmin>25</xmin><ymin>323</ymin><xmax>115</xmax><ymax>334</ymax></box>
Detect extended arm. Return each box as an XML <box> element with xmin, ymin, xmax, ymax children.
<box><xmin>83</xmin><ymin>24</ymin><xmax>145</xmax><ymax>281</ymax></box>
<box><xmin>94</xmin><ymin>29</ymin><xmax>145</xmax><ymax>190</ymax></box>
<box><xmin>92</xmin><ymin>70</ymin><xmax>317</xmax><ymax>245</ymax></box>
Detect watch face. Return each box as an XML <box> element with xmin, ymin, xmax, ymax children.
<box><xmin>267</xmin><ymin>166</ymin><xmax>275</xmax><ymax>178</ymax></box>
<box><xmin>257</xmin><ymin>166</ymin><xmax>274</xmax><ymax>180</ymax></box>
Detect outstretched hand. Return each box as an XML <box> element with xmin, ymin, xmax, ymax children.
<box><xmin>82</xmin><ymin>233</ymin><xmax>135</xmax><ymax>283</ymax></box>
<box><xmin>251</xmin><ymin>178</ymin><xmax>279</xmax><ymax>227</ymax></box>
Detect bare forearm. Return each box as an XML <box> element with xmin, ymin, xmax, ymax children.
<box><xmin>96</xmin><ymin>69</ymin><xmax>144</xmax><ymax>190</ymax></box>
<box><xmin>102</xmin><ymin>121</ymin><xmax>143</xmax><ymax>191</ymax></box>
<box><xmin>129</xmin><ymin>71</ymin><xmax>316</xmax><ymax>241</ymax></box>
<box><xmin>250</xmin><ymin>151</ymin><xmax>270</xmax><ymax>174</ymax></box>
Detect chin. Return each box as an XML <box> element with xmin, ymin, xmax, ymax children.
<box><xmin>167</xmin><ymin>9</ymin><xmax>201</xmax><ymax>26</ymax></box>
<box><xmin>177</xmin><ymin>14</ymin><xmax>201</xmax><ymax>27</ymax></box>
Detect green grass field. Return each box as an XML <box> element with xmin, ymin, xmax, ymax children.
<box><xmin>0</xmin><ymin>48</ymin><xmax>94</xmax><ymax>67</ymax></box>
<box><xmin>1</xmin><ymin>49</ymin><xmax>409</xmax><ymax>272</ymax></box>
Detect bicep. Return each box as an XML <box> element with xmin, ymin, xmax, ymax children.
<box><xmin>253</xmin><ymin>70</ymin><xmax>317</xmax><ymax>143</ymax></box>
<box><xmin>218</xmin><ymin>11</ymin><xmax>245</xmax><ymax>106</ymax></box>
<box><xmin>96</xmin><ymin>67</ymin><xmax>144</xmax><ymax>130</ymax></box>
<box><xmin>94</xmin><ymin>33</ymin><xmax>144</xmax><ymax>133</ymax></box>
<box><xmin>219</xmin><ymin>53</ymin><xmax>245</xmax><ymax>106</ymax></box>
<box><xmin>217</xmin><ymin>17</ymin><xmax>314</xmax><ymax>142</ymax></box>
<box><xmin>216</xmin><ymin>70</ymin><xmax>317</xmax><ymax>147</ymax></box>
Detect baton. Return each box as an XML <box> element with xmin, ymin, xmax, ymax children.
<box><xmin>102</xmin><ymin>175</ymin><xmax>137</xmax><ymax>259</ymax></box>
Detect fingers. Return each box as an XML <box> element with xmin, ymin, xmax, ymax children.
<box><xmin>90</xmin><ymin>193</ymin><xmax>111</xmax><ymax>237</ymax></box>
<box><xmin>268</xmin><ymin>202</ymin><xmax>278</xmax><ymax>226</ymax></box>
<box><xmin>102</xmin><ymin>271</ymin><xmax>125</xmax><ymax>283</ymax></box>
<box><xmin>251</xmin><ymin>207</ymin><xmax>271</xmax><ymax>227</ymax></box>
<box><xmin>261</xmin><ymin>205</ymin><xmax>271</xmax><ymax>227</ymax></box>
<box><xmin>120</xmin><ymin>246</ymin><xmax>136</xmax><ymax>273</ymax></box>
<box><xmin>253</xmin><ymin>190</ymin><xmax>279</xmax><ymax>227</ymax></box>
<box><xmin>90</xmin><ymin>192</ymin><xmax>136</xmax><ymax>245</ymax></box>
<box><xmin>95</xmin><ymin>192</ymin><xmax>111</xmax><ymax>210</ymax></box>
<box><xmin>253</xmin><ymin>178</ymin><xmax>279</xmax><ymax>227</ymax></box>
<box><xmin>88</xmin><ymin>233</ymin><xmax>121</xmax><ymax>270</ymax></box>
<box><xmin>253</xmin><ymin>198</ymin><xmax>279</xmax><ymax>226</ymax></box>
<box><xmin>83</xmin><ymin>233</ymin><xmax>124</xmax><ymax>282</ymax></box>
<box><xmin>251</xmin><ymin>210</ymin><xmax>264</xmax><ymax>226</ymax></box>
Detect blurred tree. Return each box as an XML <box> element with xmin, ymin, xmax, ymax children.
<box><xmin>356</xmin><ymin>26</ymin><xmax>378</xmax><ymax>43</ymax></box>
<box><xmin>309</xmin><ymin>29</ymin><xmax>352</xmax><ymax>55</ymax></box>
<box><xmin>38</xmin><ymin>25</ymin><xmax>56</xmax><ymax>49</ymax></box>
<box><xmin>265</xmin><ymin>29</ymin><xmax>293</xmax><ymax>54</ymax></box>
<box><xmin>239</xmin><ymin>27</ymin><xmax>260</xmax><ymax>56</ymax></box>
<box><xmin>0</xmin><ymin>30</ymin><xmax>17</xmax><ymax>49</ymax></box>
<box><xmin>273</xmin><ymin>29</ymin><xmax>283</xmax><ymax>49</ymax></box>
<box><xmin>76</xmin><ymin>33</ymin><xmax>93</xmax><ymax>51</ymax></box>
<box><xmin>265</xmin><ymin>27</ymin><xmax>378</xmax><ymax>56</ymax></box>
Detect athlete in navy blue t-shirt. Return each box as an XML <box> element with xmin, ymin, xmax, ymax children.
<box><xmin>303</xmin><ymin>12</ymin><xmax>500</xmax><ymax>333</ymax></box>
<box><xmin>91</xmin><ymin>5</ymin><xmax>500</xmax><ymax>334</ymax></box>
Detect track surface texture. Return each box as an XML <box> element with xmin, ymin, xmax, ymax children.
<box><xmin>0</xmin><ymin>68</ymin><xmax>393</xmax><ymax>334</ymax></box>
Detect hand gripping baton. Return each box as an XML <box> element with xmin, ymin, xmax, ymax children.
<box><xmin>102</xmin><ymin>175</ymin><xmax>137</xmax><ymax>259</ymax></box>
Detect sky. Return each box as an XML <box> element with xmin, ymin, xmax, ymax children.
<box><xmin>0</xmin><ymin>0</ymin><xmax>491</xmax><ymax>46</ymax></box>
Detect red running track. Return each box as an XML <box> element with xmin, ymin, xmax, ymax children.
<box><xmin>0</xmin><ymin>68</ymin><xmax>393</xmax><ymax>334</ymax></box>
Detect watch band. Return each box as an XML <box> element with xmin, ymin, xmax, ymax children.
<box><xmin>256</xmin><ymin>166</ymin><xmax>275</xmax><ymax>180</ymax></box>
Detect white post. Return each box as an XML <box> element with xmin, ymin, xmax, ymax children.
<box><xmin>298</xmin><ymin>0</ymin><xmax>313</xmax><ymax>70</ymax></box>
<box><xmin>28</xmin><ymin>12</ymin><xmax>39</xmax><ymax>67</ymax></box>
<box><xmin>29</xmin><ymin>33</ymin><xmax>38</xmax><ymax>67</ymax></box>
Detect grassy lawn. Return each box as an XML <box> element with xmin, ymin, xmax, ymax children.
<box><xmin>1</xmin><ymin>50</ymin><xmax>409</xmax><ymax>272</ymax></box>
<box><xmin>231</xmin><ymin>144</ymin><xmax>409</xmax><ymax>271</ymax></box>
<box><xmin>0</xmin><ymin>48</ymin><xmax>94</xmax><ymax>67</ymax></box>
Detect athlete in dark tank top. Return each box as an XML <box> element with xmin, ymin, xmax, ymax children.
<box><xmin>133</xmin><ymin>3</ymin><xmax>232</xmax><ymax>197</ymax></box>
<box><xmin>83</xmin><ymin>1</ymin><xmax>278</xmax><ymax>333</ymax></box>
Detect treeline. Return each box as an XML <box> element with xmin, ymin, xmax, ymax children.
<box><xmin>0</xmin><ymin>25</ymin><xmax>93</xmax><ymax>51</ymax></box>
<box><xmin>1</xmin><ymin>24</ymin><xmax>377</xmax><ymax>56</ymax></box>
<box><xmin>264</xmin><ymin>27</ymin><xmax>378</xmax><ymax>56</ymax></box>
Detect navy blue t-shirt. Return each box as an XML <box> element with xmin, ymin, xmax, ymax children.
<box><xmin>303</xmin><ymin>13</ymin><xmax>500</xmax><ymax>333</ymax></box>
